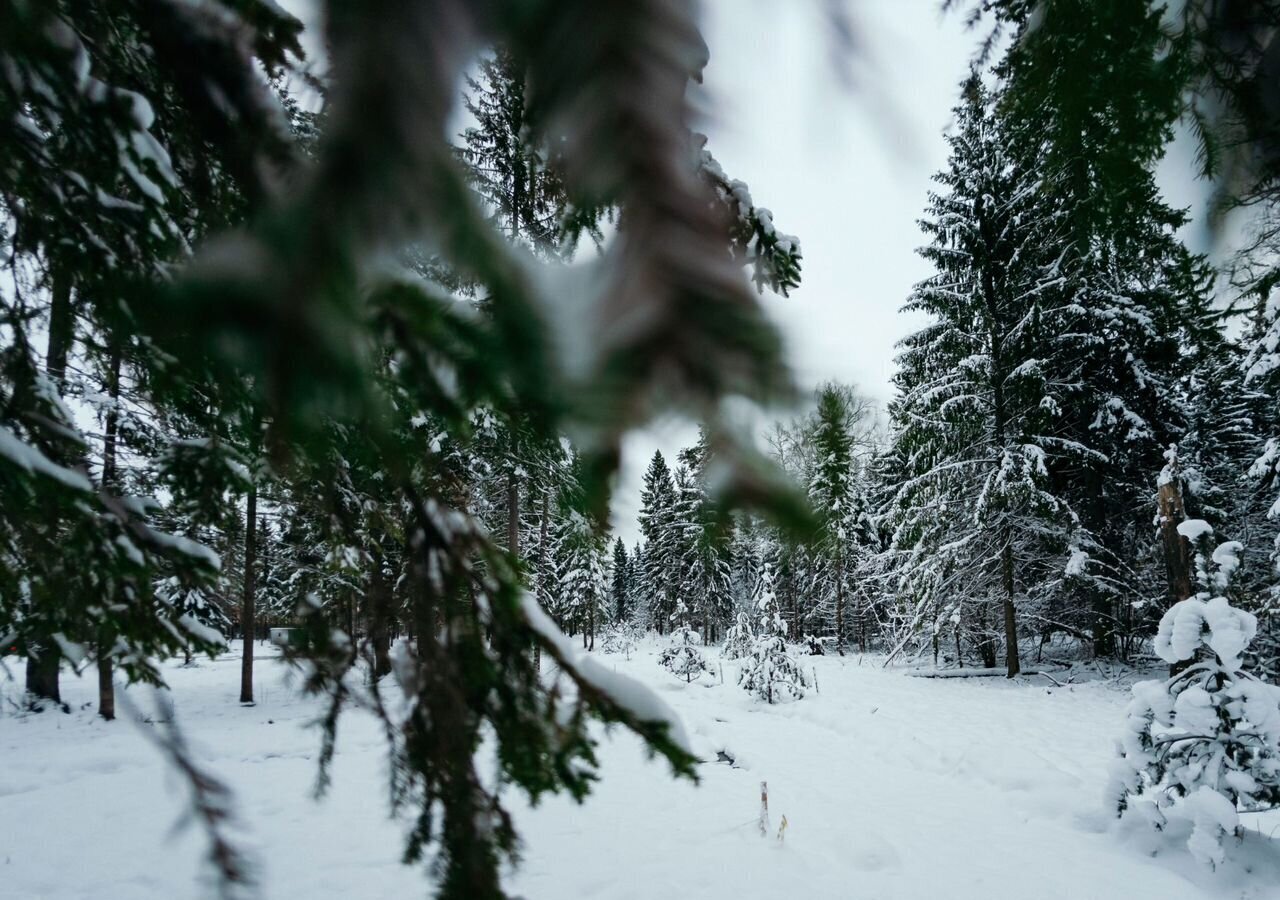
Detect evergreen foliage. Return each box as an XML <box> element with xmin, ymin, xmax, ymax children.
<box><xmin>659</xmin><ymin>616</ymin><xmax>710</xmax><ymax>683</ymax></box>
<box><xmin>739</xmin><ymin>564</ymin><xmax>808</xmax><ymax>703</ymax></box>
<box><xmin>882</xmin><ymin>78</ymin><xmax>1077</xmax><ymax>674</ymax></box>
<box><xmin>1109</xmin><ymin>521</ymin><xmax>1280</xmax><ymax>869</ymax></box>
<box><xmin>0</xmin><ymin>3</ymin><xmax>810</xmax><ymax>897</ymax></box>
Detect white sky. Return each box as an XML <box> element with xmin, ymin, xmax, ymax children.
<box><xmin>610</xmin><ymin>0</ymin><xmax>990</xmax><ymax>544</ymax></box>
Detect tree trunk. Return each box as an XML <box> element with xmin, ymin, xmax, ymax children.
<box><xmin>369</xmin><ymin>551</ymin><xmax>393</xmax><ymax>679</ymax></box>
<box><xmin>97</xmin><ymin>345</ymin><xmax>122</xmax><ymax>720</ymax></box>
<box><xmin>1084</xmin><ymin>470</ymin><xmax>1116</xmax><ymax>658</ymax></box>
<box><xmin>506</xmin><ymin>471</ymin><xmax>520</xmax><ymax>558</ymax></box>
<box><xmin>239</xmin><ymin>480</ymin><xmax>258</xmax><ymax>704</ymax></box>
<box><xmin>1156</xmin><ymin>472</ymin><xmax>1195</xmax><ymax>675</ymax></box>
<box><xmin>26</xmin><ymin>269</ymin><xmax>75</xmax><ymax>707</ymax></box>
<box><xmin>534</xmin><ymin>489</ymin><xmax>550</xmax><ymax>672</ymax></box>
<box><xmin>976</xmin><ymin>604</ymin><xmax>997</xmax><ymax>669</ymax></box>
<box><xmin>835</xmin><ymin>564</ymin><xmax>846</xmax><ymax>656</ymax></box>
<box><xmin>980</xmin><ymin>240</ymin><xmax>1020</xmax><ymax>678</ymax></box>
<box><xmin>1001</xmin><ymin>541</ymin><xmax>1020</xmax><ymax>677</ymax></box>
<box><xmin>859</xmin><ymin>599</ymin><xmax>867</xmax><ymax>654</ymax></box>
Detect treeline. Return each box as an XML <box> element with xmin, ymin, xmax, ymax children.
<box><xmin>614</xmin><ymin>390</ymin><xmax>877</xmax><ymax>655</ymax></box>
<box><xmin>619</xmin><ymin>5</ymin><xmax>1280</xmax><ymax>680</ymax></box>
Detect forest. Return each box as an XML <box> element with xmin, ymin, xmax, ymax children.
<box><xmin>7</xmin><ymin>1</ymin><xmax>1280</xmax><ymax>899</ymax></box>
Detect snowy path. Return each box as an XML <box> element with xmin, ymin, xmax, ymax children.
<box><xmin>2</xmin><ymin>644</ymin><xmax>1278</xmax><ymax>899</ymax></box>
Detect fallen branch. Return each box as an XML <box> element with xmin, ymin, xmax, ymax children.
<box><xmin>904</xmin><ymin>667</ymin><xmax>1052</xmax><ymax>679</ymax></box>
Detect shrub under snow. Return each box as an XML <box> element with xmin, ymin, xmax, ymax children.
<box><xmin>721</xmin><ymin>611</ymin><xmax>755</xmax><ymax>661</ymax></box>
<box><xmin>599</xmin><ymin>620</ymin><xmax>641</xmax><ymax>657</ymax></box>
<box><xmin>1108</xmin><ymin>521</ymin><xmax>1280</xmax><ymax>869</ymax></box>
<box><xmin>659</xmin><ymin>623</ymin><xmax>709</xmax><ymax>683</ymax></box>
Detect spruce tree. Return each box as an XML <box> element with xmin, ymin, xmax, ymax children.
<box><xmin>995</xmin><ymin>0</ymin><xmax>1218</xmax><ymax>656</ymax></box>
<box><xmin>739</xmin><ymin>563</ymin><xmax>808</xmax><ymax>703</ymax></box>
<box><xmin>638</xmin><ymin>450</ymin><xmax>679</xmax><ymax>634</ymax></box>
<box><xmin>610</xmin><ymin>537</ymin><xmax>631</xmax><ymax>623</ymax></box>
<box><xmin>807</xmin><ymin>384</ymin><xmax>875</xmax><ymax>653</ymax></box>
<box><xmin>883</xmin><ymin>77</ymin><xmax>1075</xmax><ymax>675</ymax></box>
<box><xmin>3</xmin><ymin>4</ymin><xmax>813</xmax><ymax>897</ymax></box>
<box><xmin>1109</xmin><ymin>520</ymin><xmax>1280</xmax><ymax>869</ymax></box>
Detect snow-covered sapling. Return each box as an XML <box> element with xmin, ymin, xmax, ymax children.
<box><xmin>1107</xmin><ymin>520</ymin><xmax>1280</xmax><ymax>869</ymax></box>
<box><xmin>721</xmin><ymin>611</ymin><xmax>755</xmax><ymax>661</ymax></box>
<box><xmin>659</xmin><ymin>622</ymin><xmax>710</xmax><ymax>684</ymax></box>
<box><xmin>739</xmin><ymin>565</ymin><xmax>808</xmax><ymax>704</ymax></box>
<box><xmin>600</xmin><ymin>620</ymin><xmax>640</xmax><ymax>658</ymax></box>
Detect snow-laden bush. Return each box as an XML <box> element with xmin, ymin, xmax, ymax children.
<box><xmin>739</xmin><ymin>565</ymin><xmax>807</xmax><ymax>704</ymax></box>
<box><xmin>721</xmin><ymin>611</ymin><xmax>755</xmax><ymax>660</ymax></box>
<box><xmin>659</xmin><ymin>623</ymin><xmax>709</xmax><ymax>683</ymax></box>
<box><xmin>740</xmin><ymin>632</ymin><xmax>808</xmax><ymax>703</ymax></box>
<box><xmin>1107</xmin><ymin>520</ymin><xmax>1280</xmax><ymax>868</ymax></box>
<box><xmin>599</xmin><ymin>620</ymin><xmax>641</xmax><ymax>657</ymax></box>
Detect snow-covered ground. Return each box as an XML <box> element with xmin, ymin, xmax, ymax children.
<box><xmin>3</xmin><ymin>641</ymin><xmax>1279</xmax><ymax>899</ymax></box>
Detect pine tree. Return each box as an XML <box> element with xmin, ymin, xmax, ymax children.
<box><xmin>658</xmin><ymin>613</ymin><xmax>710</xmax><ymax>683</ymax></box>
<box><xmin>610</xmin><ymin>537</ymin><xmax>631</xmax><ymax>623</ymax></box>
<box><xmin>739</xmin><ymin>563</ymin><xmax>807</xmax><ymax>703</ymax></box>
<box><xmin>0</xmin><ymin>1</ymin><xmax>297</xmax><ymax>711</ymax></box>
<box><xmin>721</xmin><ymin>610</ymin><xmax>755</xmax><ymax>660</ymax></box>
<box><xmin>882</xmin><ymin>77</ymin><xmax>1076</xmax><ymax>675</ymax></box>
<box><xmin>807</xmin><ymin>384</ymin><xmax>876</xmax><ymax>653</ymax></box>
<box><xmin>460</xmin><ymin>48</ymin><xmax>600</xmax><ymax>258</ymax></box>
<box><xmin>1108</xmin><ymin>520</ymin><xmax>1280</xmax><ymax>869</ymax></box>
<box><xmin>995</xmin><ymin>0</ymin><xmax>1218</xmax><ymax>657</ymax></box>
<box><xmin>552</xmin><ymin>465</ymin><xmax>610</xmax><ymax>650</ymax></box>
<box><xmin>638</xmin><ymin>451</ymin><xmax>679</xmax><ymax>634</ymax></box>
<box><xmin>673</xmin><ymin>435</ymin><xmax>735</xmax><ymax>643</ymax></box>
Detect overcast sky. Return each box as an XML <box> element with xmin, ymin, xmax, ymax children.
<box><xmin>610</xmin><ymin>0</ymin><xmax>990</xmax><ymax>544</ymax></box>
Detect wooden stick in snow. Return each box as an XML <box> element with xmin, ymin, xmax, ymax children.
<box><xmin>758</xmin><ymin>781</ymin><xmax>769</xmax><ymax>837</ymax></box>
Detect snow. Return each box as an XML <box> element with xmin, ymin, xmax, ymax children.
<box><xmin>3</xmin><ymin>642</ymin><xmax>1279</xmax><ymax>898</ymax></box>
<box><xmin>1183</xmin><ymin>787</ymin><xmax>1240</xmax><ymax>870</ymax></box>
<box><xmin>1154</xmin><ymin>596</ymin><xmax>1258</xmax><ymax>669</ymax></box>
<box><xmin>0</xmin><ymin>424</ymin><xmax>94</xmax><ymax>492</ymax></box>
<box><xmin>522</xmin><ymin>594</ymin><xmax>693</xmax><ymax>753</ymax></box>
<box><xmin>1177</xmin><ymin>518</ymin><xmax>1214</xmax><ymax>543</ymax></box>
<box><xmin>146</xmin><ymin>529</ymin><xmax>222</xmax><ymax>571</ymax></box>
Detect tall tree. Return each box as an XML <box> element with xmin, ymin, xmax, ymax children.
<box><xmin>638</xmin><ymin>451</ymin><xmax>679</xmax><ymax>634</ymax></box>
<box><xmin>1</xmin><ymin>3</ymin><xmax>810</xmax><ymax>897</ymax></box>
<box><xmin>883</xmin><ymin>78</ymin><xmax>1076</xmax><ymax>675</ymax></box>
<box><xmin>807</xmin><ymin>384</ymin><xmax>875</xmax><ymax>653</ymax></box>
<box><xmin>992</xmin><ymin>0</ymin><xmax>1219</xmax><ymax>656</ymax></box>
<box><xmin>610</xmin><ymin>537</ymin><xmax>631</xmax><ymax>623</ymax></box>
